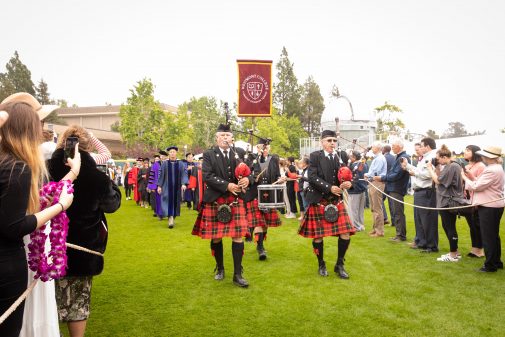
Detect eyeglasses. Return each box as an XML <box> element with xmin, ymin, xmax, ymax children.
<box><xmin>325</xmin><ymin>139</ymin><xmax>338</xmax><ymax>143</ymax></box>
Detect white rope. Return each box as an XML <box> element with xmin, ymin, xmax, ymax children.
<box><xmin>0</xmin><ymin>280</ymin><xmax>38</xmax><ymax>325</ymax></box>
<box><xmin>362</xmin><ymin>179</ymin><xmax>505</xmax><ymax>211</ymax></box>
<box><xmin>66</xmin><ymin>243</ymin><xmax>104</xmax><ymax>257</ymax></box>
<box><xmin>0</xmin><ymin>243</ymin><xmax>103</xmax><ymax>325</ymax></box>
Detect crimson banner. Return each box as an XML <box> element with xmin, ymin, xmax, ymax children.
<box><xmin>237</xmin><ymin>60</ymin><xmax>273</xmax><ymax>117</ymax></box>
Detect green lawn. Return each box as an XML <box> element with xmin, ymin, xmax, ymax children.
<box><xmin>64</xmin><ymin>191</ymin><xmax>505</xmax><ymax>337</ymax></box>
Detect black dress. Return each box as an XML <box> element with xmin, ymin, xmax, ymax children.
<box><xmin>0</xmin><ymin>161</ymin><xmax>38</xmax><ymax>337</ymax></box>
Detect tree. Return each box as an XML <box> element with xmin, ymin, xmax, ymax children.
<box><xmin>178</xmin><ymin>96</ymin><xmax>221</xmax><ymax>151</ymax></box>
<box><xmin>273</xmin><ymin>47</ymin><xmax>302</xmax><ymax>118</ymax></box>
<box><xmin>242</xmin><ymin>109</ymin><xmax>307</xmax><ymax>158</ymax></box>
<box><xmin>300</xmin><ymin>76</ymin><xmax>325</xmax><ymax>136</ymax></box>
<box><xmin>119</xmin><ymin>78</ymin><xmax>168</xmax><ymax>150</ymax></box>
<box><xmin>0</xmin><ymin>51</ymin><xmax>36</xmax><ymax>101</ymax></box>
<box><xmin>426</xmin><ymin>129</ymin><xmax>440</xmax><ymax>139</ymax></box>
<box><xmin>36</xmin><ymin>78</ymin><xmax>52</xmax><ymax>104</ymax></box>
<box><xmin>374</xmin><ymin>101</ymin><xmax>405</xmax><ymax>141</ymax></box>
<box><xmin>442</xmin><ymin>122</ymin><xmax>468</xmax><ymax>138</ymax></box>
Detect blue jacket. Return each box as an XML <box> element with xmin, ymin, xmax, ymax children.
<box><xmin>381</xmin><ymin>150</ymin><xmax>410</xmax><ymax>195</ymax></box>
<box><xmin>348</xmin><ymin>161</ymin><xmax>368</xmax><ymax>194</ymax></box>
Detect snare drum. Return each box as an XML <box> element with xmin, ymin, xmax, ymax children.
<box><xmin>257</xmin><ymin>184</ymin><xmax>285</xmax><ymax>210</ymax></box>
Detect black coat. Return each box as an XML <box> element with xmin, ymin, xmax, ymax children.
<box><xmin>201</xmin><ymin>146</ymin><xmax>252</xmax><ymax>203</ymax></box>
<box><xmin>49</xmin><ymin>149</ymin><xmax>121</xmax><ymax>276</ymax></box>
<box><xmin>242</xmin><ymin>153</ymin><xmax>281</xmax><ymax>203</ymax></box>
<box><xmin>305</xmin><ymin>150</ymin><xmax>343</xmax><ymax>204</ymax></box>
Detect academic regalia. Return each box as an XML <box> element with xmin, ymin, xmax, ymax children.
<box><xmin>188</xmin><ymin>164</ymin><xmax>205</xmax><ymax>211</ymax></box>
<box><xmin>129</xmin><ymin>166</ymin><xmax>140</xmax><ymax>203</ymax></box>
<box><xmin>148</xmin><ymin>161</ymin><xmax>162</xmax><ymax>216</ymax></box>
<box><xmin>157</xmin><ymin>159</ymin><xmax>188</xmax><ymax>218</ymax></box>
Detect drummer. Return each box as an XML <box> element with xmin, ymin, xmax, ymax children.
<box><xmin>191</xmin><ymin>123</ymin><xmax>252</xmax><ymax>288</ymax></box>
<box><xmin>243</xmin><ymin>138</ymin><xmax>286</xmax><ymax>260</ymax></box>
<box><xmin>298</xmin><ymin>130</ymin><xmax>356</xmax><ymax>279</ymax></box>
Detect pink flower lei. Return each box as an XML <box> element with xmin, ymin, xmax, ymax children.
<box><xmin>27</xmin><ymin>180</ymin><xmax>73</xmax><ymax>282</ymax></box>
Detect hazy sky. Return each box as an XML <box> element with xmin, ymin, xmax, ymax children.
<box><xmin>2</xmin><ymin>0</ymin><xmax>505</xmax><ymax>134</ymax></box>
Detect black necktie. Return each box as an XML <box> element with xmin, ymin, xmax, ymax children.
<box><xmin>223</xmin><ymin>150</ymin><xmax>230</xmax><ymax>167</ymax></box>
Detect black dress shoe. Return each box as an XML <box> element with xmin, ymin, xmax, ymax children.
<box><xmin>478</xmin><ymin>266</ymin><xmax>497</xmax><ymax>273</ymax></box>
<box><xmin>233</xmin><ymin>274</ymin><xmax>249</xmax><ymax>288</ymax></box>
<box><xmin>257</xmin><ymin>247</ymin><xmax>267</xmax><ymax>261</ymax></box>
<box><xmin>214</xmin><ymin>269</ymin><xmax>225</xmax><ymax>280</ymax></box>
<box><xmin>318</xmin><ymin>262</ymin><xmax>328</xmax><ymax>277</ymax></box>
<box><xmin>334</xmin><ymin>264</ymin><xmax>349</xmax><ymax>279</ymax></box>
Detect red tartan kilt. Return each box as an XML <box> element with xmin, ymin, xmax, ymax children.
<box><xmin>298</xmin><ymin>200</ymin><xmax>355</xmax><ymax>238</ymax></box>
<box><xmin>245</xmin><ymin>199</ymin><xmax>281</xmax><ymax>228</ymax></box>
<box><xmin>192</xmin><ymin>196</ymin><xmax>248</xmax><ymax>239</ymax></box>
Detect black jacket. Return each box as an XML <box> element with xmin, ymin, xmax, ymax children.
<box><xmin>202</xmin><ymin>146</ymin><xmax>252</xmax><ymax>203</ymax></box>
<box><xmin>242</xmin><ymin>153</ymin><xmax>281</xmax><ymax>203</ymax></box>
<box><xmin>305</xmin><ymin>150</ymin><xmax>343</xmax><ymax>204</ymax></box>
<box><xmin>49</xmin><ymin>149</ymin><xmax>121</xmax><ymax>276</ymax></box>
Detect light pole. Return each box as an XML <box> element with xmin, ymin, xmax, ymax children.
<box><xmin>331</xmin><ymin>85</ymin><xmax>355</xmax><ymax>120</ymax></box>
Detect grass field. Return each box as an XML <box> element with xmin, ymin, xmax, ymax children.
<box><xmin>62</xmin><ymin>191</ymin><xmax>505</xmax><ymax>337</ymax></box>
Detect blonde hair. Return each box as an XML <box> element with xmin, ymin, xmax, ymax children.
<box><xmin>0</xmin><ymin>102</ymin><xmax>47</xmax><ymax>213</ymax></box>
<box><xmin>57</xmin><ymin>125</ymin><xmax>92</xmax><ymax>152</ymax></box>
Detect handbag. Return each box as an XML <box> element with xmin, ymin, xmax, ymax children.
<box><xmin>447</xmin><ymin>196</ymin><xmax>474</xmax><ymax>216</ymax></box>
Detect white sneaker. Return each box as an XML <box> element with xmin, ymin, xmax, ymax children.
<box><xmin>437</xmin><ymin>254</ymin><xmax>459</xmax><ymax>262</ymax></box>
<box><xmin>285</xmin><ymin>213</ymin><xmax>296</xmax><ymax>219</ymax></box>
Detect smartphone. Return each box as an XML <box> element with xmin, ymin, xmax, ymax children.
<box><xmin>63</xmin><ymin>137</ymin><xmax>79</xmax><ymax>163</ymax></box>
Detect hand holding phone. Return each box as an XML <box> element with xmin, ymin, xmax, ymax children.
<box><xmin>64</xmin><ymin>137</ymin><xmax>79</xmax><ymax>164</ymax></box>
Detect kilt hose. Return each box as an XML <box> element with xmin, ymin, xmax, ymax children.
<box><xmin>192</xmin><ymin>195</ymin><xmax>248</xmax><ymax>239</ymax></box>
<box><xmin>298</xmin><ymin>199</ymin><xmax>355</xmax><ymax>239</ymax></box>
<box><xmin>245</xmin><ymin>199</ymin><xmax>281</xmax><ymax>229</ymax></box>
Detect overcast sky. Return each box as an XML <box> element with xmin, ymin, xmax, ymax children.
<box><xmin>2</xmin><ymin>0</ymin><xmax>505</xmax><ymax>134</ymax></box>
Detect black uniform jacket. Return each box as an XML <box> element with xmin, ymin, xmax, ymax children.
<box><xmin>305</xmin><ymin>150</ymin><xmax>342</xmax><ymax>205</ymax></box>
<box><xmin>201</xmin><ymin>146</ymin><xmax>253</xmax><ymax>203</ymax></box>
<box><xmin>242</xmin><ymin>153</ymin><xmax>281</xmax><ymax>203</ymax></box>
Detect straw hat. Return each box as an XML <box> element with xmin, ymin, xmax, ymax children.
<box><xmin>476</xmin><ymin>146</ymin><xmax>503</xmax><ymax>159</ymax></box>
<box><xmin>1</xmin><ymin>92</ymin><xmax>56</xmax><ymax>121</ymax></box>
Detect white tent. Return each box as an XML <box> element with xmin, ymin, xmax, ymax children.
<box><xmin>435</xmin><ymin>132</ymin><xmax>505</xmax><ymax>154</ymax></box>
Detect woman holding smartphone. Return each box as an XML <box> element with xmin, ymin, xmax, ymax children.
<box><xmin>49</xmin><ymin>125</ymin><xmax>120</xmax><ymax>337</ymax></box>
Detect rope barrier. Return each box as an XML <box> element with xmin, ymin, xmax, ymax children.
<box><xmin>66</xmin><ymin>243</ymin><xmax>104</xmax><ymax>257</ymax></box>
<box><xmin>0</xmin><ymin>280</ymin><xmax>38</xmax><ymax>325</ymax></box>
<box><xmin>0</xmin><ymin>243</ymin><xmax>103</xmax><ymax>326</ymax></box>
<box><xmin>362</xmin><ymin>179</ymin><xmax>505</xmax><ymax>211</ymax></box>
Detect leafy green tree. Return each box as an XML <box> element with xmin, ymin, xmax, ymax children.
<box><xmin>0</xmin><ymin>51</ymin><xmax>36</xmax><ymax>101</ymax></box>
<box><xmin>253</xmin><ymin>110</ymin><xmax>307</xmax><ymax>158</ymax></box>
<box><xmin>374</xmin><ymin>101</ymin><xmax>405</xmax><ymax>140</ymax></box>
<box><xmin>273</xmin><ymin>47</ymin><xmax>302</xmax><ymax>118</ymax></box>
<box><xmin>36</xmin><ymin>79</ymin><xmax>52</xmax><ymax>104</ymax></box>
<box><xmin>300</xmin><ymin>76</ymin><xmax>324</xmax><ymax>136</ymax></box>
<box><xmin>179</xmin><ymin>96</ymin><xmax>221</xmax><ymax>151</ymax></box>
<box><xmin>442</xmin><ymin>122</ymin><xmax>468</xmax><ymax>138</ymax></box>
<box><xmin>119</xmin><ymin>78</ymin><xmax>168</xmax><ymax>150</ymax></box>
<box><xmin>426</xmin><ymin>129</ymin><xmax>440</xmax><ymax>139</ymax></box>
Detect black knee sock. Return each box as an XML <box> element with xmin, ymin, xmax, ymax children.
<box><xmin>337</xmin><ymin>238</ymin><xmax>350</xmax><ymax>265</ymax></box>
<box><xmin>312</xmin><ymin>240</ymin><xmax>324</xmax><ymax>265</ymax></box>
<box><xmin>211</xmin><ymin>240</ymin><xmax>224</xmax><ymax>270</ymax></box>
<box><xmin>255</xmin><ymin>232</ymin><xmax>265</xmax><ymax>250</ymax></box>
<box><xmin>232</xmin><ymin>242</ymin><xmax>244</xmax><ymax>275</ymax></box>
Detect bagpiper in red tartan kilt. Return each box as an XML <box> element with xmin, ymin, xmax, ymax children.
<box><xmin>192</xmin><ymin>195</ymin><xmax>248</xmax><ymax>239</ymax></box>
<box><xmin>245</xmin><ymin>199</ymin><xmax>281</xmax><ymax>229</ymax></box>
<box><xmin>302</xmin><ymin>130</ymin><xmax>356</xmax><ymax>279</ymax></box>
<box><xmin>298</xmin><ymin>199</ymin><xmax>355</xmax><ymax>238</ymax></box>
